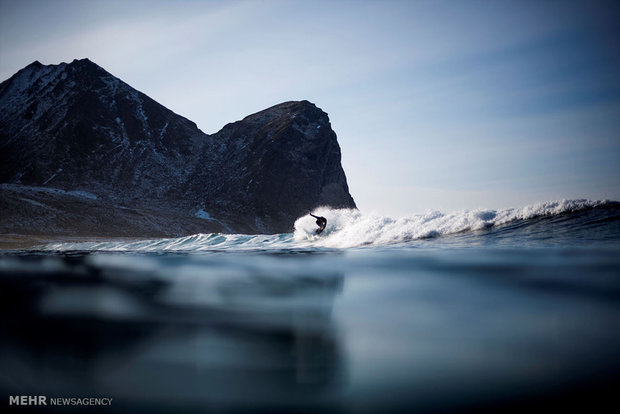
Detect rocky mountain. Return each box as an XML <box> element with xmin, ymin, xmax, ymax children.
<box><xmin>0</xmin><ymin>59</ymin><xmax>356</xmax><ymax>236</ymax></box>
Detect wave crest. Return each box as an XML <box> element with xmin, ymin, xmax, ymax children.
<box><xmin>294</xmin><ymin>199</ymin><xmax>613</xmax><ymax>248</ymax></box>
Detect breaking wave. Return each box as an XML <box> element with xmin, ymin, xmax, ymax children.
<box><xmin>40</xmin><ymin>199</ymin><xmax>618</xmax><ymax>251</ymax></box>
<box><xmin>294</xmin><ymin>199</ymin><xmax>617</xmax><ymax>248</ymax></box>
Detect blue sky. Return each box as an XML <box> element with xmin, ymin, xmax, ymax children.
<box><xmin>1</xmin><ymin>0</ymin><xmax>619</xmax><ymax>216</ymax></box>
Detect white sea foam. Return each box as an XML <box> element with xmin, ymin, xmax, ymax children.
<box><xmin>40</xmin><ymin>199</ymin><xmax>610</xmax><ymax>251</ymax></box>
<box><xmin>293</xmin><ymin>199</ymin><xmax>610</xmax><ymax>248</ymax></box>
<box><xmin>42</xmin><ymin>232</ymin><xmax>292</xmax><ymax>252</ymax></box>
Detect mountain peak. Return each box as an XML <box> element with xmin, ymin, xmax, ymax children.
<box><xmin>17</xmin><ymin>58</ymin><xmax>101</xmax><ymax>74</ymax></box>
<box><xmin>67</xmin><ymin>58</ymin><xmax>105</xmax><ymax>75</ymax></box>
<box><xmin>240</xmin><ymin>100</ymin><xmax>328</xmax><ymax>126</ymax></box>
<box><xmin>70</xmin><ymin>57</ymin><xmax>96</xmax><ymax>66</ymax></box>
<box><xmin>27</xmin><ymin>60</ymin><xmax>43</xmax><ymax>69</ymax></box>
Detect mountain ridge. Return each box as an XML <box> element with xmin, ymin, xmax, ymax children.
<box><xmin>0</xmin><ymin>59</ymin><xmax>356</xmax><ymax>235</ymax></box>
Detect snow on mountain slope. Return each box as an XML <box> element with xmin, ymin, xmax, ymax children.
<box><xmin>0</xmin><ymin>59</ymin><xmax>356</xmax><ymax>234</ymax></box>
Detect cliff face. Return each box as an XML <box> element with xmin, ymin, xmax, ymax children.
<box><xmin>186</xmin><ymin>101</ymin><xmax>355</xmax><ymax>232</ymax></box>
<box><xmin>0</xmin><ymin>59</ymin><xmax>355</xmax><ymax>235</ymax></box>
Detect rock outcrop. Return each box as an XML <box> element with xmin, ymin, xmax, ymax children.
<box><xmin>0</xmin><ymin>59</ymin><xmax>356</xmax><ymax>235</ymax></box>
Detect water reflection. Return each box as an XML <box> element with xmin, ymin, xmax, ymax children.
<box><xmin>0</xmin><ymin>253</ymin><xmax>345</xmax><ymax>412</ymax></box>
<box><xmin>2</xmin><ymin>248</ymin><xmax>620</xmax><ymax>412</ymax></box>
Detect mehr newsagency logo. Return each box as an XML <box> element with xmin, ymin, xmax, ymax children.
<box><xmin>9</xmin><ymin>395</ymin><xmax>113</xmax><ymax>406</ymax></box>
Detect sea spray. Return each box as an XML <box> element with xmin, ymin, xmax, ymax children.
<box><xmin>293</xmin><ymin>199</ymin><xmax>613</xmax><ymax>248</ymax></box>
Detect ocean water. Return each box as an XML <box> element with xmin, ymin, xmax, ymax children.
<box><xmin>1</xmin><ymin>200</ymin><xmax>619</xmax><ymax>412</ymax></box>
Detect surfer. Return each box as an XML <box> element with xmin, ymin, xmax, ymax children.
<box><xmin>310</xmin><ymin>213</ymin><xmax>327</xmax><ymax>235</ymax></box>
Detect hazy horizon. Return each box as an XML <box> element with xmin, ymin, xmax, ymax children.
<box><xmin>1</xmin><ymin>0</ymin><xmax>619</xmax><ymax>216</ymax></box>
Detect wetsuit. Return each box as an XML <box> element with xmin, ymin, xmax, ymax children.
<box><xmin>310</xmin><ymin>214</ymin><xmax>327</xmax><ymax>235</ymax></box>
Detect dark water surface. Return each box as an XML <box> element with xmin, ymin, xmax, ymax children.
<box><xmin>1</xmin><ymin>203</ymin><xmax>620</xmax><ymax>412</ymax></box>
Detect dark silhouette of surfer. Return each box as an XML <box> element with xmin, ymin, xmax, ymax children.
<box><xmin>310</xmin><ymin>214</ymin><xmax>327</xmax><ymax>235</ymax></box>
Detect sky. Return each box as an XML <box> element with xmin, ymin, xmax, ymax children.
<box><xmin>1</xmin><ymin>0</ymin><xmax>619</xmax><ymax>216</ymax></box>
